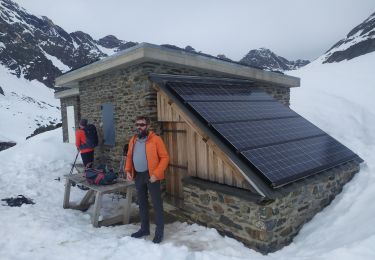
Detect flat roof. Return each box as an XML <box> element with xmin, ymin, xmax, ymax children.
<box><xmin>55</xmin><ymin>43</ymin><xmax>300</xmax><ymax>89</ymax></box>
<box><xmin>54</xmin><ymin>87</ymin><xmax>79</xmax><ymax>99</ymax></box>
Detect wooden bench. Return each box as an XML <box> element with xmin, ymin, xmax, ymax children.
<box><xmin>63</xmin><ymin>173</ymin><xmax>135</xmax><ymax>227</ymax></box>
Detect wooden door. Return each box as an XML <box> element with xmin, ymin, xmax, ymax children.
<box><xmin>162</xmin><ymin>122</ymin><xmax>187</xmax><ymax>199</ymax></box>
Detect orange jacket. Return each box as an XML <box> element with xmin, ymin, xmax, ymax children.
<box><xmin>124</xmin><ymin>131</ymin><xmax>169</xmax><ymax>180</ymax></box>
<box><xmin>75</xmin><ymin>129</ymin><xmax>94</xmax><ymax>154</ymax></box>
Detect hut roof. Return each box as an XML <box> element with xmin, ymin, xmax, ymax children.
<box><xmin>150</xmin><ymin>73</ymin><xmax>363</xmax><ymax>198</ymax></box>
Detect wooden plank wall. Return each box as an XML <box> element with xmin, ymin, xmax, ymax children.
<box><xmin>158</xmin><ymin>89</ymin><xmax>253</xmax><ymax>198</ymax></box>
<box><xmin>187</xmin><ymin>127</ymin><xmax>252</xmax><ymax>190</ymax></box>
<box><xmin>162</xmin><ymin>122</ymin><xmax>188</xmax><ymax>198</ymax></box>
<box><xmin>157</xmin><ymin>92</ymin><xmax>184</xmax><ymax>122</ymax></box>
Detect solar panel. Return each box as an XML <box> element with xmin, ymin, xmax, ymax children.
<box><xmin>189</xmin><ymin>101</ymin><xmax>296</xmax><ymax>123</ymax></box>
<box><xmin>242</xmin><ymin>135</ymin><xmax>357</xmax><ymax>187</ymax></box>
<box><xmin>167</xmin><ymin>82</ymin><xmax>274</xmax><ymax>101</ymax></box>
<box><xmin>164</xmin><ymin>79</ymin><xmax>361</xmax><ymax>188</ymax></box>
<box><xmin>212</xmin><ymin>117</ymin><xmax>325</xmax><ymax>151</ymax></box>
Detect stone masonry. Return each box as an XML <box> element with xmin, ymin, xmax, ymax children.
<box><xmin>60</xmin><ymin>61</ymin><xmax>290</xmax><ymax>169</ymax></box>
<box><xmin>58</xmin><ymin>60</ymin><xmax>361</xmax><ymax>254</ymax></box>
<box><xmin>168</xmin><ymin>161</ymin><xmax>360</xmax><ymax>254</ymax></box>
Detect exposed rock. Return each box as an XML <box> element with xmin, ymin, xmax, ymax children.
<box><xmin>117</xmin><ymin>41</ymin><xmax>138</xmax><ymax>51</ymax></box>
<box><xmin>324</xmin><ymin>12</ymin><xmax>375</xmax><ymax>63</ymax></box>
<box><xmin>240</xmin><ymin>48</ymin><xmax>309</xmax><ymax>71</ymax></box>
<box><xmin>97</xmin><ymin>35</ymin><xmax>123</xmax><ymax>48</ymax></box>
<box><xmin>26</xmin><ymin>123</ymin><xmax>62</xmax><ymax>139</ymax></box>
<box><xmin>0</xmin><ymin>0</ymin><xmax>124</xmax><ymax>88</ymax></box>
<box><xmin>0</xmin><ymin>141</ymin><xmax>16</xmax><ymax>151</ymax></box>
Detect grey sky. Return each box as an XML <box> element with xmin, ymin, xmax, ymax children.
<box><xmin>12</xmin><ymin>0</ymin><xmax>375</xmax><ymax>61</ymax></box>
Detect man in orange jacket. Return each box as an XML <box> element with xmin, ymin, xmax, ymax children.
<box><xmin>125</xmin><ymin>116</ymin><xmax>169</xmax><ymax>243</ymax></box>
<box><xmin>75</xmin><ymin>119</ymin><xmax>94</xmax><ymax>168</ymax></box>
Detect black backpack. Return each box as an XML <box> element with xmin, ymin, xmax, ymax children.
<box><xmin>81</xmin><ymin>124</ymin><xmax>98</xmax><ymax>149</ymax></box>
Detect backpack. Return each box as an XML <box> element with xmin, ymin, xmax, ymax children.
<box><xmin>80</xmin><ymin>124</ymin><xmax>98</xmax><ymax>149</ymax></box>
<box><xmin>84</xmin><ymin>167</ymin><xmax>117</xmax><ymax>185</ymax></box>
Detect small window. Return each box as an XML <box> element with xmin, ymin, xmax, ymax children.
<box><xmin>101</xmin><ymin>103</ymin><xmax>115</xmax><ymax>146</ymax></box>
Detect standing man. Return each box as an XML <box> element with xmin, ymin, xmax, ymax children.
<box><xmin>75</xmin><ymin>119</ymin><xmax>94</xmax><ymax>168</ymax></box>
<box><xmin>125</xmin><ymin>116</ymin><xmax>169</xmax><ymax>243</ymax></box>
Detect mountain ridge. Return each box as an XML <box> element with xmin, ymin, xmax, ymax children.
<box><xmin>323</xmin><ymin>11</ymin><xmax>375</xmax><ymax>63</ymax></box>
<box><xmin>0</xmin><ymin>0</ymin><xmax>310</xmax><ymax>90</ymax></box>
<box><xmin>239</xmin><ymin>48</ymin><xmax>310</xmax><ymax>71</ymax></box>
<box><xmin>0</xmin><ymin>0</ymin><xmax>137</xmax><ymax>88</ymax></box>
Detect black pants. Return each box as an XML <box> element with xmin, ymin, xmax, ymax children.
<box><xmin>81</xmin><ymin>151</ymin><xmax>94</xmax><ymax>167</ymax></box>
<box><xmin>135</xmin><ymin>171</ymin><xmax>164</xmax><ymax>236</ymax></box>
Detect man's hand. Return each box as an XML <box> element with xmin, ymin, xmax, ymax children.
<box><xmin>126</xmin><ymin>172</ymin><xmax>133</xmax><ymax>181</ymax></box>
<box><xmin>149</xmin><ymin>175</ymin><xmax>157</xmax><ymax>183</ymax></box>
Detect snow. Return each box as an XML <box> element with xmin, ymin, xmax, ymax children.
<box><xmin>1</xmin><ymin>51</ymin><xmax>375</xmax><ymax>259</ymax></box>
<box><xmin>72</xmin><ymin>39</ymin><xmax>79</xmax><ymax>49</ymax></box>
<box><xmin>41</xmin><ymin>49</ymin><xmax>71</xmax><ymax>72</ymax></box>
<box><xmin>97</xmin><ymin>45</ymin><xmax>117</xmax><ymax>56</ymax></box>
<box><xmin>0</xmin><ymin>64</ymin><xmax>60</xmax><ymax>143</ymax></box>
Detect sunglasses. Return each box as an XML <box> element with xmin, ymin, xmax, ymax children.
<box><xmin>135</xmin><ymin>123</ymin><xmax>147</xmax><ymax>127</ymax></box>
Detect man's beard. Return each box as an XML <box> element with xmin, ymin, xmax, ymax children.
<box><xmin>137</xmin><ymin>129</ymin><xmax>148</xmax><ymax>139</ymax></box>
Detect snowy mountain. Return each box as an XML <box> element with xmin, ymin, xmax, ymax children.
<box><xmin>0</xmin><ymin>63</ymin><xmax>60</xmax><ymax>144</ymax></box>
<box><xmin>324</xmin><ymin>11</ymin><xmax>375</xmax><ymax>63</ymax></box>
<box><xmin>0</xmin><ymin>43</ymin><xmax>374</xmax><ymax>260</ymax></box>
<box><xmin>0</xmin><ymin>0</ymin><xmax>137</xmax><ymax>144</ymax></box>
<box><xmin>1</xmin><ymin>1</ymin><xmax>375</xmax><ymax>258</ymax></box>
<box><xmin>0</xmin><ymin>0</ymin><xmax>137</xmax><ymax>88</ymax></box>
<box><xmin>239</xmin><ymin>48</ymin><xmax>310</xmax><ymax>71</ymax></box>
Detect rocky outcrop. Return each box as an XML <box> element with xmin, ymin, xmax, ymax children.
<box><xmin>0</xmin><ymin>0</ymin><xmax>137</xmax><ymax>88</ymax></box>
<box><xmin>0</xmin><ymin>141</ymin><xmax>16</xmax><ymax>151</ymax></box>
<box><xmin>324</xmin><ymin>12</ymin><xmax>375</xmax><ymax>63</ymax></box>
<box><xmin>240</xmin><ymin>48</ymin><xmax>309</xmax><ymax>71</ymax></box>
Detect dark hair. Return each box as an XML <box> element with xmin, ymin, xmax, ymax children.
<box><xmin>79</xmin><ymin>118</ymin><xmax>88</xmax><ymax>127</ymax></box>
<box><xmin>135</xmin><ymin>116</ymin><xmax>150</xmax><ymax>124</ymax></box>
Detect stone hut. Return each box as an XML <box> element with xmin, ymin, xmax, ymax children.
<box><xmin>55</xmin><ymin>43</ymin><xmax>363</xmax><ymax>254</ymax></box>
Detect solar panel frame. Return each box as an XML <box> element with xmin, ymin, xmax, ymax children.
<box><xmin>188</xmin><ymin>101</ymin><xmax>297</xmax><ymax>123</ymax></box>
<box><xmin>164</xmin><ymin>79</ymin><xmax>361</xmax><ymax>188</ymax></box>
<box><xmin>167</xmin><ymin>82</ymin><xmax>274</xmax><ymax>102</ymax></box>
<box><xmin>241</xmin><ymin>135</ymin><xmax>358</xmax><ymax>187</ymax></box>
<box><xmin>212</xmin><ymin>117</ymin><xmax>326</xmax><ymax>151</ymax></box>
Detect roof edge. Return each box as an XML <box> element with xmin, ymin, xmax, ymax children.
<box><xmin>54</xmin><ymin>87</ymin><xmax>79</xmax><ymax>99</ymax></box>
<box><xmin>55</xmin><ymin>43</ymin><xmax>147</xmax><ymax>87</ymax></box>
<box><xmin>55</xmin><ymin>42</ymin><xmax>300</xmax><ymax>88</ymax></box>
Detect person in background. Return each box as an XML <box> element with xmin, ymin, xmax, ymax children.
<box><xmin>125</xmin><ymin>116</ymin><xmax>169</xmax><ymax>244</ymax></box>
<box><xmin>75</xmin><ymin>119</ymin><xmax>94</xmax><ymax>168</ymax></box>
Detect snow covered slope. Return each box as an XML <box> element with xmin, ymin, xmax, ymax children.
<box><xmin>0</xmin><ymin>64</ymin><xmax>60</xmax><ymax>143</ymax></box>
<box><xmin>0</xmin><ymin>50</ymin><xmax>374</xmax><ymax>259</ymax></box>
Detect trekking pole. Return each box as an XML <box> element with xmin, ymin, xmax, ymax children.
<box><xmin>69</xmin><ymin>150</ymin><xmax>80</xmax><ymax>175</ymax></box>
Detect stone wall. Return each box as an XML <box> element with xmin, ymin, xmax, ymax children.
<box><xmin>56</xmin><ymin>61</ymin><xmax>359</xmax><ymax>254</ymax></box>
<box><xmin>72</xmin><ymin>61</ymin><xmax>291</xmax><ymax>169</ymax></box>
<box><xmin>166</xmin><ymin>161</ymin><xmax>360</xmax><ymax>254</ymax></box>
<box><xmin>60</xmin><ymin>95</ymin><xmax>80</xmax><ymax>142</ymax></box>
